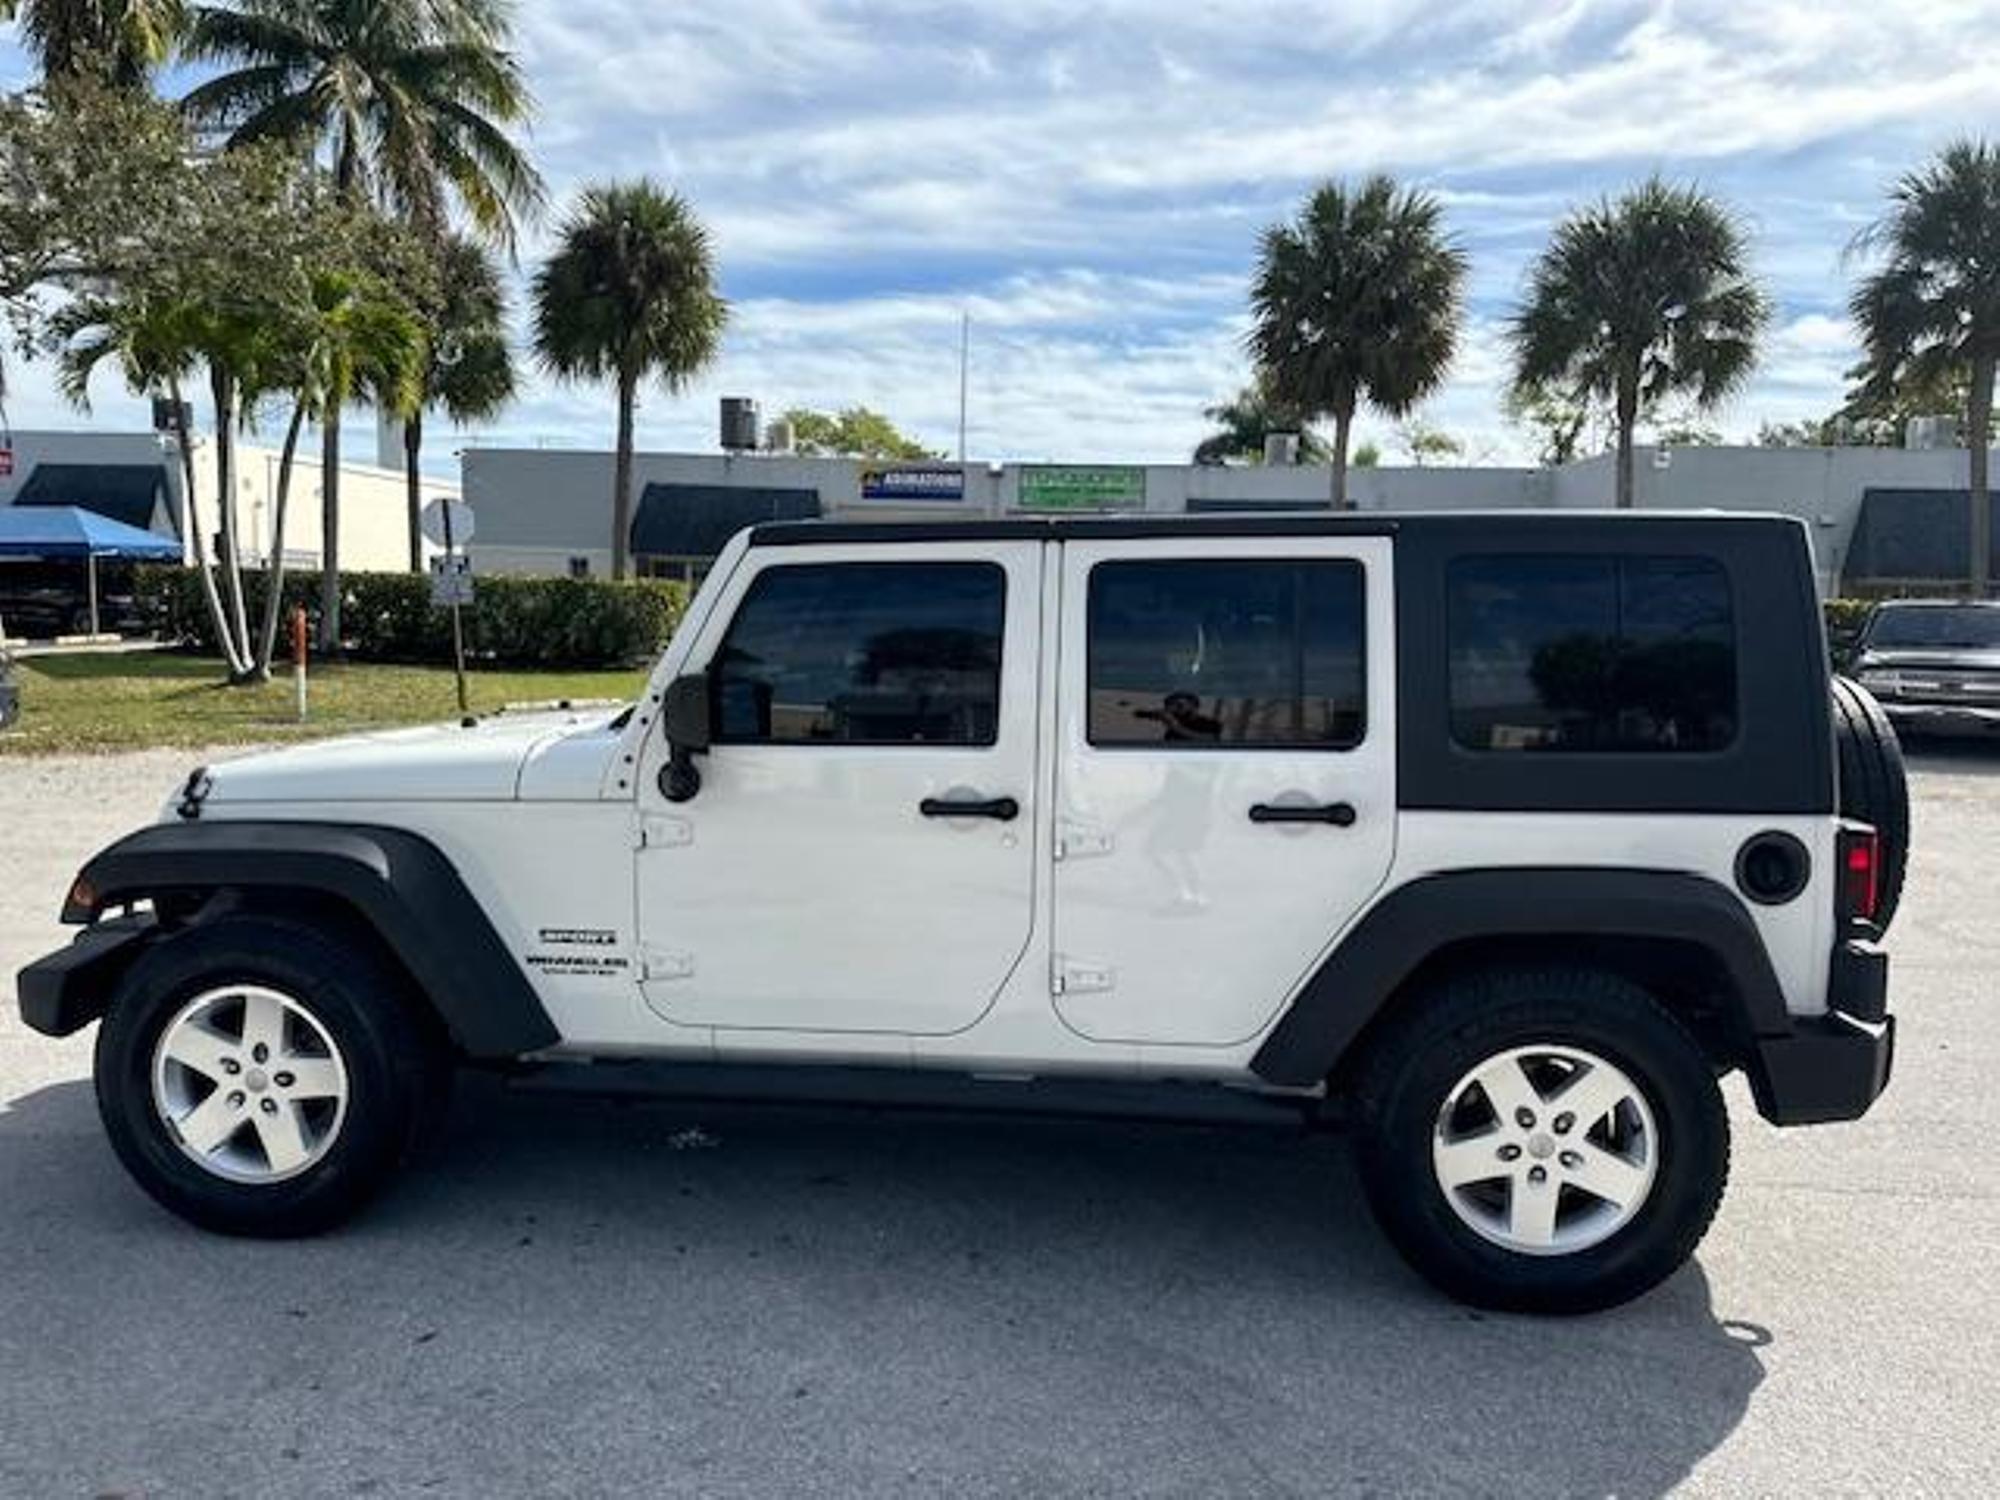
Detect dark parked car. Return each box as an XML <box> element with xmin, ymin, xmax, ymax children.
<box><xmin>1849</xmin><ymin>599</ymin><xmax>2000</xmax><ymax>737</ymax></box>
<box><xmin>0</xmin><ymin>571</ymin><xmax>147</xmax><ymax>639</ymax></box>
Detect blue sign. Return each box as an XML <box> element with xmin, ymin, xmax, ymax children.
<box><xmin>860</xmin><ymin>466</ymin><xmax>965</xmax><ymax>502</ymax></box>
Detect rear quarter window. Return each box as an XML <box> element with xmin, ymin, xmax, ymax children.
<box><xmin>1447</xmin><ymin>555</ymin><xmax>1736</xmax><ymax>753</ymax></box>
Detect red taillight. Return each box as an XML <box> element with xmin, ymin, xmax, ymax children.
<box><xmin>1839</xmin><ymin>827</ymin><xmax>1881</xmax><ymax>926</ymax></box>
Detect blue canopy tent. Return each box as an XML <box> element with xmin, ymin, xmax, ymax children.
<box><xmin>0</xmin><ymin>505</ymin><xmax>182</xmax><ymax>638</ymax></box>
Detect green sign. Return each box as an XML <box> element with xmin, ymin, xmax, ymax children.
<box><xmin>1017</xmin><ymin>465</ymin><xmax>1147</xmax><ymax>511</ymax></box>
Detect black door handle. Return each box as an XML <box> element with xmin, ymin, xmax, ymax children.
<box><xmin>921</xmin><ymin>796</ymin><xmax>1020</xmax><ymax>822</ymax></box>
<box><xmin>1248</xmin><ymin>801</ymin><xmax>1357</xmax><ymax>827</ymax></box>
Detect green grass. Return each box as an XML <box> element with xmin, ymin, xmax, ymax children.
<box><xmin>1</xmin><ymin>651</ymin><xmax>650</xmax><ymax>755</ymax></box>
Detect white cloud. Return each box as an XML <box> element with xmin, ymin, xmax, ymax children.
<box><xmin>2</xmin><ymin>0</ymin><xmax>1996</xmax><ymax>468</ymax></box>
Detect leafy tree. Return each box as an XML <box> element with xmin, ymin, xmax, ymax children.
<box><xmin>401</xmin><ymin>234</ymin><xmax>513</xmax><ymax>571</ymax></box>
<box><xmin>1398</xmin><ymin>418</ymin><xmax>1463</xmax><ymax>466</ymax></box>
<box><xmin>1510</xmin><ymin>176</ymin><xmax>1769</xmax><ymax>507</ymax></box>
<box><xmin>1502</xmin><ymin>382</ymin><xmax>1596</xmax><ymax>466</ymax></box>
<box><xmin>1191</xmin><ymin>383</ymin><xmax>1328</xmax><ymax>465</ymax></box>
<box><xmin>0</xmin><ymin>0</ymin><xmax>186</xmax><ymax>86</ymax></box>
<box><xmin>51</xmin><ymin>109</ymin><xmax>429</xmax><ymax>678</ymax></box>
<box><xmin>1651</xmin><ymin>417</ymin><xmax>1723</xmax><ymax>446</ymax></box>
<box><xmin>783</xmin><ymin>405</ymin><xmax>937</xmax><ymax>460</ymax></box>
<box><xmin>1850</xmin><ymin>139</ymin><xmax>2000</xmax><ymax>593</ymax></box>
<box><xmin>1248</xmin><ymin>175</ymin><xmax>1466</xmax><ymax>508</ymax></box>
<box><xmin>533</xmin><ymin>181</ymin><xmax>727</xmax><ymax>580</ymax></box>
<box><xmin>184</xmin><ymin>0</ymin><xmax>543</xmax><ymax>641</ymax></box>
<box><xmin>1351</xmin><ymin>439</ymin><xmax>1381</xmax><ymax>469</ymax></box>
<box><xmin>0</xmin><ymin>79</ymin><xmax>196</xmax><ymax>394</ymax></box>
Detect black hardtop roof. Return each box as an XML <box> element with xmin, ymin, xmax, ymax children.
<box><xmin>746</xmin><ymin>509</ymin><xmax>1810</xmax><ymax>548</ymax></box>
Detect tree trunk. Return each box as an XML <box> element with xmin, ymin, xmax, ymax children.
<box><xmin>209</xmin><ymin>365</ymin><xmax>253</xmax><ymax>678</ymax></box>
<box><xmin>169</xmin><ymin>381</ymin><xmax>246</xmax><ymax>679</ymax></box>
<box><xmin>319</xmin><ymin>402</ymin><xmax>343</xmax><ymax>653</ymax></box>
<box><xmin>1970</xmin><ymin>354</ymin><xmax>1994</xmax><ymax>598</ymax></box>
<box><xmin>255</xmin><ymin>400</ymin><xmax>308</xmax><ymax>675</ymax></box>
<box><xmin>1329</xmin><ymin>401</ymin><xmax>1354</xmax><ymax>511</ymax></box>
<box><xmin>1614</xmin><ymin>380</ymin><xmax>1640</xmax><ymax>509</ymax></box>
<box><xmin>405</xmin><ymin>409</ymin><xmax>426</xmax><ymax>574</ymax></box>
<box><xmin>612</xmin><ymin>369</ymin><xmax>637</xmax><ymax>581</ymax></box>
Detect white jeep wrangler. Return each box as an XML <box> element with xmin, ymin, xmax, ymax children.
<box><xmin>21</xmin><ymin>513</ymin><xmax>1903</xmax><ymax>1312</ymax></box>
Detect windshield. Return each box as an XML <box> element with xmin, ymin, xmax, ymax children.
<box><xmin>1866</xmin><ymin>606</ymin><xmax>2000</xmax><ymax>650</ymax></box>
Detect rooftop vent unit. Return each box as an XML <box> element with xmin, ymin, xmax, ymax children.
<box><xmin>763</xmin><ymin>416</ymin><xmax>795</xmax><ymax>455</ymax></box>
<box><xmin>1263</xmin><ymin>431</ymin><xmax>1302</xmax><ymax>466</ymax></box>
<box><xmin>720</xmin><ymin>397</ymin><xmax>761</xmax><ymax>453</ymax></box>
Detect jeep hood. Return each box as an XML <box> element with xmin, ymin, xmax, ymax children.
<box><xmin>196</xmin><ymin>711</ymin><xmax>610</xmax><ymax>805</ymax></box>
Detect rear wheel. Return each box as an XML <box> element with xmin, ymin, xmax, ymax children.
<box><xmin>1353</xmin><ymin>966</ymin><xmax>1729</xmax><ymax>1314</ymax></box>
<box><xmin>95</xmin><ymin>914</ymin><xmax>446</xmax><ymax>1236</ymax></box>
<box><xmin>1830</xmin><ymin>675</ymin><xmax>1909</xmax><ymax>932</ymax></box>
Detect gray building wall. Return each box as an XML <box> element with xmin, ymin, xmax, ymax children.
<box><xmin>463</xmin><ymin>442</ymin><xmax>1999</xmax><ymax>593</ymax></box>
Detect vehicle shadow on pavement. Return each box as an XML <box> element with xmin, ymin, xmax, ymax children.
<box><xmin>0</xmin><ymin>1075</ymin><xmax>1765</xmax><ymax>1498</ymax></box>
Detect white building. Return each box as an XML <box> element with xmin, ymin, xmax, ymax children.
<box><xmin>462</xmin><ymin>440</ymin><xmax>2000</xmax><ymax>595</ymax></box>
<box><xmin>0</xmin><ymin>426</ymin><xmax>459</xmax><ymax>573</ymax></box>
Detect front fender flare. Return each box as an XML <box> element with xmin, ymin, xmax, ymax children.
<box><xmin>1249</xmin><ymin>868</ymin><xmax>1793</xmax><ymax>1087</ymax></box>
<box><xmin>55</xmin><ymin>820</ymin><xmax>558</xmax><ymax>1058</ymax></box>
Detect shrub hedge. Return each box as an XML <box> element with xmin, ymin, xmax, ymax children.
<box><xmin>136</xmin><ymin>566</ymin><xmax>688</xmax><ymax>669</ymax></box>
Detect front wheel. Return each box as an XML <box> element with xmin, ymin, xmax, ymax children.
<box><xmin>1352</xmin><ymin>966</ymin><xmax>1729</xmax><ymax>1314</ymax></box>
<box><xmin>95</xmin><ymin>914</ymin><xmax>446</xmax><ymax>1236</ymax></box>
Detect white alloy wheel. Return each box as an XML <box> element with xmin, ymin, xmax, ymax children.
<box><xmin>150</xmin><ymin>984</ymin><xmax>350</xmax><ymax>1185</ymax></box>
<box><xmin>1430</xmin><ymin>1043</ymin><xmax>1659</xmax><ymax>1257</ymax></box>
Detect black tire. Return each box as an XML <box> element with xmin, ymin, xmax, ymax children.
<box><xmin>1352</xmin><ymin>966</ymin><xmax>1729</xmax><ymax>1314</ymax></box>
<box><xmin>1830</xmin><ymin>674</ymin><xmax>1909</xmax><ymax>932</ymax></box>
<box><xmin>94</xmin><ymin>913</ymin><xmax>446</xmax><ymax>1237</ymax></box>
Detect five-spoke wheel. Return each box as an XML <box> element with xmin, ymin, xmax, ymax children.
<box><xmin>1431</xmin><ymin>1045</ymin><xmax>1657</xmax><ymax>1257</ymax></box>
<box><xmin>152</xmin><ymin>985</ymin><xmax>350</xmax><ymax>1184</ymax></box>
<box><xmin>96</xmin><ymin>914</ymin><xmax>446</xmax><ymax>1237</ymax></box>
<box><xmin>1354</xmin><ymin>965</ymin><xmax>1729</xmax><ymax>1313</ymax></box>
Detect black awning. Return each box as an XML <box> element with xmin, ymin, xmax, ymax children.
<box><xmin>631</xmin><ymin>483</ymin><xmax>820</xmax><ymax>558</ymax></box>
<box><xmin>14</xmin><ymin>463</ymin><xmax>171</xmax><ymax>535</ymax></box>
<box><xmin>1846</xmin><ymin>488</ymin><xmax>2000</xmax><ymax>583</ymax></box>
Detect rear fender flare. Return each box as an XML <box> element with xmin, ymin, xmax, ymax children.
<box><xmin>1250</xmin><ymin>868</ymin><xmax>1794</xmax><ymax>1087</ymax></box>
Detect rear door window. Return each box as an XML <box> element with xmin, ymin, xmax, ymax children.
<box><xmin>1086</xmin><ymin>559</ymin><xmax>1366</xmax><ymax>748</ymax></box>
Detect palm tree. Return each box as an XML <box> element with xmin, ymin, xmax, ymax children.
<box><xmin>294</xmin><ymin>268</ymin><xmax>425</xmax><ymax>650</ymax></box>
<box><xmin>1849</xmin><ymin>139</ymin><xmax>2000</xmax><ymax>595</ymax></box>
<box><xmin>0</xmin><ymin>0</ymin><xmax>186</xmax><ymax>86</ymax></box>
<box><xmin>1248</xmin><ymin>176</ymin><xmax>1466</xmax><ymax>508</ymax></box>
<box><xmin>182</xmin><ymin>0</ymin><xmax>543</xmax><ymax>644</ymax></box>
<box><xmin>56</xmin><ymin>291</ymin><xmax>250</xmax><ymax>676</ymax></box>
<box><xmin>253</xmin><ymin>269</ymin><xmax>424</xmax><ymax>670</ymax></box>
<box><xmin>401</xmin><ymin>234</ymin><xmax>513</xmax><ymax>571</ymax></box>
<box><xmin>181</xmin><ymin>0</ymin><xmax>541</xmax><ymax>242</ymax></box>
<box><xmin>1192</xmin><ymin>383</ymin><xmax>1329</xmax><ymax>466</ymax></box>
<box><xmin>533</xmin><ymin>182</ymin><xmax>727</xmax><ymax>580</ymax></box>
<box><xmin>1510</xmin><ymin>177</ymin><xmax>1769</xmax><ymax>509</ymax></box>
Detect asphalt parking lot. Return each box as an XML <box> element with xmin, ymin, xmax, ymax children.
<box><xmin>2</xmin><ymin>745</ymin><xmax>1997</xmax><ymax>1497</ymax></box>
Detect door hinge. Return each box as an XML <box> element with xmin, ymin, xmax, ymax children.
<box><xmin>639</xmin><ymin>814</ymin><xmax>693</xmax><ymax>850</ymax></box>
<box><xmin>640</xmin><ymin>946</ymin><xmax>694</xmax><ymax>981</ymax></box>
<box><xmin>1052</xmin><ymin>956</ymin><xmax>1114</xmax><ymax>995</ymax></box>
<box><xmin>1054</xmin><ymin>822</ymin><xmax>1114</xmax><ymax>862</ymax></box>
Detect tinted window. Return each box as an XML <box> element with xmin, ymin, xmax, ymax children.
<box><xmin>1448</xmin><ymin>555</ymin><xmax>1735</xmax><ymax>753</ymax></box>
<box><xmin>713</xmin><ymin>563</ymin><xmax>1004</xmax><ymax>745</ymax></box>
<box><xmin>1865</xmin><ymin>605</ymin><xmax>2000</xmax><ymax>649</ymax></box>
<box><xmin>1088</xmin><ymin>560</ymin><xmax>1365</xmax><ymax>747</ymax></box>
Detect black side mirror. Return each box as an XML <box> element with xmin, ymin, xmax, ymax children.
<box><xmin>659</xmin><ymin>672</ymin><xmax>711</xmax><ymax>803</ymax></box>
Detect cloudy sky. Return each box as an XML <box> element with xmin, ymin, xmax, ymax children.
<box><xmin>4</xmin><ymin>0</ymin><xmax>1998</xmax><ymax>466</ymax></box>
